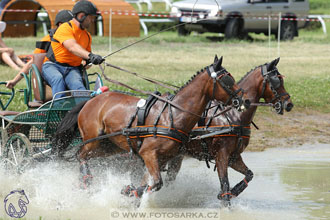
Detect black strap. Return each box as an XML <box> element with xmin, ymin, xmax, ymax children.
<box><xmin>124</xmin><ymin>126</ymin><xmax>189</xmax><ymax>144</ymax></box>
<box><xmin>137</xmin><ymin>91</ymin><xmax>161</xmax><ymax>126</ymax></box>
<box><xmin>35</xmin><ymin>41</ymin><xmax>51</xmax><ymax>51</ymax></box>
<box><xmin>46</xmin><ymin>27</ymin><xmax>60</xmax><ymax>63</ymax></box>
<box><xmin>167</xmin><ymin>94</ymin><xmax>175</xmax><ymax>129</ymax></box>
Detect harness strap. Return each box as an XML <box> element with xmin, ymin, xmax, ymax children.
<box><xmin>167</xmin><ymin>94</ymin><xmax>175</xmax><ymax>129</ymax></box>
<box><xmin>201</xmin><ymin>140</ymin><xmax>211</xmax><ymax>168</ymax></box>
<box><xmin>154</xmin><ymin>100</ymin><xmax>168</xmax><ymax>137</ymax></box>
<box><xmin>137</xmin><ymin>91</ymin><xmax>161</xmax><ymax>126</ymax></box>
<box><xmin>251</xmin><ymin>121</ymin><xmax>259</xmax><ymax>130</ymax></box>
<box><xmin>205</xmin><ymin>103</ymin><xmax>222</xmax><ymax>128</ymax></box>
<box><xmin>126</xmin><ymin>107</ymin><xmax>139</xmax><ymax>155</ymax></box>
<box><xmin>191</xmin><ymin>125</ymin><xmax>251</xmax><ymax>140</ymax></box>
<box><xmin>126</xmin><ymin>125</ymin><xmax>189</xmax><ymax>144</ymax></box>
<box><xmin>198</xmin><ymin>101</ymin><xmax>211</xmax><ymax>127</ymax></box>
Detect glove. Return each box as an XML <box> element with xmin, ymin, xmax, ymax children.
<box><xmin>88</xmin><ymin>53</ymin><xmax>104</xmax><ymax>65</ymax></box>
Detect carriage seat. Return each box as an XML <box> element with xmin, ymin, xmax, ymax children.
<box><xmin>28</xmin><ymin>53</ymin><xmax>101</xmax><ymax>108</ymax></box>
<box><xmin>29</xmin><ymin>53</ymin><xmax>53</xmax><ymax>107</ymax></box>
<box><xmin>0</xmin><ymin>111</ymin><xmax>19</xmax><ymax>116</ymax></box>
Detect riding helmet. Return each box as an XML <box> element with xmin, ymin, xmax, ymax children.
<box><xmin>55</xmin><ymin>10</ymin><xmax>73</xmax><ymax>26</ymax></box>
<box><xmin>72</xmin><ymin>0</ymin><xmax>99</xmax><ymax>17</ymax></box>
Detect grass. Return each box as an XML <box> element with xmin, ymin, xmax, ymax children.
<box><xmin>1</xmin><ymin>31</ymin><xmax>329</xmax><ymax>113</ymax></box>
<box><xmin>1</xmin><ymin>0</ymin><xmax>330</xmax><ymax>114</ymax></box>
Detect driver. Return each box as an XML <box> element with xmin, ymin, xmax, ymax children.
<box><xmin>42</xmin><ymin>0</ymin><xmax>104</xmax><ymax>98</ymax></box>
<box><xmin>5</xmin><ymin>10</ymin><xmax>74</xmax><ymax>89</ymax></box>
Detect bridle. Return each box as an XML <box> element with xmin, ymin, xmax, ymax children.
<box><xmin>207</xmin><ymin>65</ymin><xmax>245</xmax><ymax>110</ymax></box>
<box><xmin>260</xmin><ymin>65</ymin><xmax>290</xmax><ymax>114</ymax></box>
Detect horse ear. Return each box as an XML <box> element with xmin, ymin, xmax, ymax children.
<box><xmin>214</xmin><ymin>55</ymin><xmax>218</xmax><ymax>63</ymax></box>
<box><xmin>214</xmin><ymin>56</ymin><xmax>223</xmax><ymax>71</ymax></box>
<box><xmin>267</xmin><ymin>57</ymin><xmax>280</xmax><ymax>71</ymax></box>
<box><xmin>274</xmin><ymin>57</ymin><xmax>280</xmax><ymax>66</ymax></box>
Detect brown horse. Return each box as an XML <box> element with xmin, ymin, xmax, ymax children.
<box><xmin>163</xmin><ymin>58</ymin><xmax>293</xmax><ymax>206</ymax></box>
<box><xmin>53</xmin><ymin>55</ymin><xmax>250</xmax><ymax>198</ymax></box>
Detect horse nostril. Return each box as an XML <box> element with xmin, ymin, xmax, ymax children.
<box><xmin>285</xmin><ymin>102</ymin><xmax>294</xmax><ymax>112</ymax></box>
<box><xmin>244</xmin><ymin>99</ymin><xmax>251</xmax><ymax>109</ymax></box>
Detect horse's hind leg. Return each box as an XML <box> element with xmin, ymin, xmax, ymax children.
<box><xmin>77</xmin><ymin>141</ymin><xmax>100</xmax><ymax>189</ymax></box>
<box><xmin>165</xmin><ymin>154</ymin><xmax>184</xmax><ymax>186</ymax></box>
<box><xmin>215</xmin><ymin>147</ymin><xmax>231</xmax><ymax>207</ymax></box>
<box><xmin>229</xmin><ymin>154</ymin><xmax>254</xmax><ymax>197</ymax></box>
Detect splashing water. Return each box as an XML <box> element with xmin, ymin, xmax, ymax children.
<box><xmin>0</xmin><ymin>144</ymin><xmax>329</xmax><ymax>220</ymax></box>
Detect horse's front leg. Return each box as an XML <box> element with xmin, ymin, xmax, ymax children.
<box><xmin>229</xmin><ymin>154</ymin><xmax>254</xmax><ymax>197</ymax></box>
<box><xmin>77</xmin><ymin>141</ymin><xmax>100</xmax><ymax>189</ymax></box>
<box><xmin>215</xmin><ymin>147</ymin><xmax>231</xmax><ymax>207</ymax></box>
<box><xmin>140</xmin><ymin>149</ymin><xmax>163</xmax><ymax>191</ymax></box>
<box><xmin>122</xmin><ymin>141</ymin><xmax>164</xmax><ymax>198</ymax></box>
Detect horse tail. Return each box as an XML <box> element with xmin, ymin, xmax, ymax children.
<box><xmin>51</xmin><ymin>100</ymin><xmax>88</xmax><ymax>158</ymax></box>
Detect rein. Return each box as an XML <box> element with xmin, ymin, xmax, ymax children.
<box><xmin>99</xmin><ymin>64</ymin><xmax>233</xmax><ymax>119</ymax></box>
<box><xmin>104</xmin><ymin>62</ymin><xmax>179</xmax><ymax>91</ymax></box>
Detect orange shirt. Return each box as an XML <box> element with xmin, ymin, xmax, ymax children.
<box><xmin>33</xmin><ymin>35</ymin><xmax>51</xmax><ymax>54</ymax></box>
<box><xmin>46</xmin><ymin>20</ymin><xmax>92</xmax><ymax>66</ymax></box>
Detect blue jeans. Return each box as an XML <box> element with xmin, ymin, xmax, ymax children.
<box><xmin>42</xmin><ymin>61</ymin><xmax>86</xmax><ymax>98</ymax></box>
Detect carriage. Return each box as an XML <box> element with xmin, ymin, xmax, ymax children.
<box><xmin>0</xmin><ymin>53</ymin><xmax>103</xmax><ymax>172</ymax></box>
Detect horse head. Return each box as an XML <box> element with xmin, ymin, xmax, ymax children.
<box><xmin>209</xmin><ymin>55</ymin><xmax>250</xmax><ymax>112</ymax></box>
<box><xmin>261</xmin><ymin>57</ymin><xmax>294</xmax><ymax>114</ymax></box>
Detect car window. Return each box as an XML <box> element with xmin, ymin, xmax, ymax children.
<box><xmin>248</xmin><ymin>0</ymin><xmax>266</xmax><ymax>3</ymax></box>
<box><xmin>267</xmin><ymin>0</ymin><xmax>288</xmax><ymax>2</ymax></box>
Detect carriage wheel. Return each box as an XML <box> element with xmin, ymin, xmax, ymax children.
<box><xmin>3</xmin><ymin>133</ymin><xmax>32</xmax><ymax>173</ymax></box>
<box><xmin>0</xmin><ymin>128</ymin><xmax>8</xmax><ymax>158</ymax></box>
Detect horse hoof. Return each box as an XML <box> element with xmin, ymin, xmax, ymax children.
<box><xmin>80</xmin><ymin>175</ymin><xmax>93</xmax><ymax>189</ymax></box>
<box><xmin>217</xmin><ymin>192</ymin><xmax>233</xmax><ymax>208</ymax></box>
<box><xmin>220</xmin><ymin>200</ymin><xmax>231</xmax><ymax>208</ymax></box>
<box><xmin>121</xmin><ymin>185</ymin><xmax>137</xmax><ymax>197</ymax></box>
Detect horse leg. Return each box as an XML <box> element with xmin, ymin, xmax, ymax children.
<box><xmin>77</xmin><ymin>141</ymin><xmax>100</xmax><ymax>189</ymax></box>
<box><xmin>122</xmin><ymin>157</ymin><xmax>163</xmax><ymax>198</ymax></box>
<box><xmin>215</xmin><ymin>148</ymin><xmax>231</xmax><ymax>207</ymax></box>
<box><xmin>129</xmin><ymin>154</ymin><xmax>145</xmax><ymax>186</ymax></box>
<box><xmin>165</xmin><ymin>154</ymin><xmax>184</xmax><ymax>186</ymax></box>
<box><xmin>229</xmin><ymin>154</ymin><xmax>254</xmax><ymax>197</ymax></box>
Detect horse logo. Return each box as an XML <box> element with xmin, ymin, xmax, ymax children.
<box><xmin>4</xmin><ymin>190</ymin><xmax>29</xmax><ymax>218</ymax></box>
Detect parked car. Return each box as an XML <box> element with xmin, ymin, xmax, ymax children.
<box><xmin>170</xmin><ymin>0</ymin><xmax>310</xmax><ymax>40</ymax></box>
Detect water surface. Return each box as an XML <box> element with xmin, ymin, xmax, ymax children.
<box><xmin>0</xmin><ymin>144</ymin><xmax>329</xmax><ymax>219</ymax></box>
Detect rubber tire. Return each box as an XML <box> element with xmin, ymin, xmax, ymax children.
<box><xmin>279</xmin><ymin>21</ymin><xmax>295</xmax><ymax>41</ymax></box>
<box><xmin>225</xmin><ymin>18</ymin><xmax>241</xmax><ymax>39</ymax></box>
<box><xmin>178</xmin><ymin>25</ymin><xmax>190</xmax><ymax>36</ymax></box>
<box><xmin>3</xmin><ymin>133</ymin><xmax>32</xmax><ymax>173</ymax></box>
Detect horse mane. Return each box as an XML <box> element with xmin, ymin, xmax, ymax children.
<box><xmin>237</xmin><ymin>62</ymin><xmax>267</xmax><ymax>84</ymax></box>
<box><xmin>174</xmin><ymin>68</ymin><xmax>205</xmax><ymax>95</ymax></box>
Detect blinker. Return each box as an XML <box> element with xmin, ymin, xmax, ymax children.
<box><xmin>269</xmin><ymin>75</ymin><xmax>280</xmax><ymax>89</ymax></box>
<box><xmin>220</xmin><ymin>75</ymin><xmax>235</xmax><ymax>88</ymax></box>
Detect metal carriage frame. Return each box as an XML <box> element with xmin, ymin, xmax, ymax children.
<box><xmin>0</xmin><ymin>91</ymin><xmax>93</xmax><ymax>171</ymax></box>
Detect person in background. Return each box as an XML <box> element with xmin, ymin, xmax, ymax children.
<box><xmin>42</xmin><ymin>0</ymin><xmax>104</xmax><ymax>98</ymax></box>
<box><xmin>0</xmin><ymin>21</ymin><xmax>25</xmax><ymax>71</ymax></box>
<box><xmin>5</xmin><ymin>10</ymin><xmax>73</xmax><ymax>89</ymax></box>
